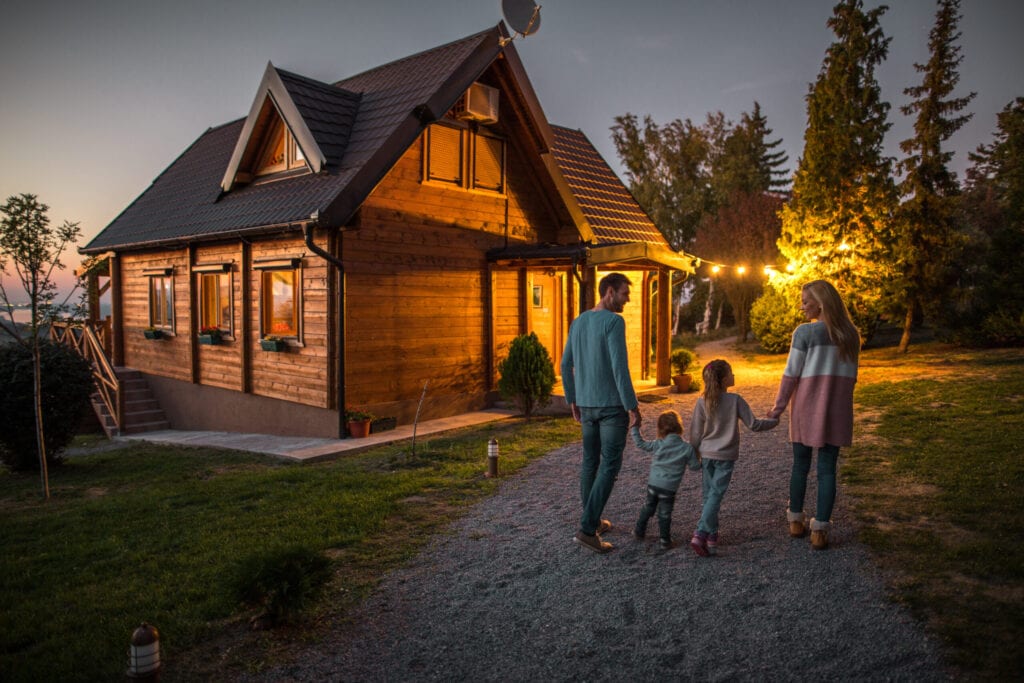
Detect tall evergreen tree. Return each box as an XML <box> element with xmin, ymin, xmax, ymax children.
<box><xmin>776</xmin><ymin>0</ymin><xmax>897</xmax><ymax>339</ymax></box>
<box><xmin>892</xmin><ymin>0</ymin><xmax>975</xmax><ymax>352</ymax></box>
<box><xmin>946</xmin><ymin>97</ymin><xmax>1024</xmax><ymax>345</ymax></box>
<box><xmin>710</xmin><ymin>102</ymin><xmax>790</xmax><ymax>203</ymax></box>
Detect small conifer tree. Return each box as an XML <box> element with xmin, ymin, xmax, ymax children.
<box><xmin>497</xmin><ymin>332</ymin><xmax>555</xmax><ymax>418</ymax></box>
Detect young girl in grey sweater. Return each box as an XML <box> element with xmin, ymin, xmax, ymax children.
<box><xmin>689</xmin><ymin>360</ymin><xmax>778</xmax><ymax>556</ymax></box>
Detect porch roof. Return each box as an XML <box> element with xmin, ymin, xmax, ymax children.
<box><xmin>488</xmin><ymin>241</ymin><xmax>696</xmax><ymax>274</ymax></box>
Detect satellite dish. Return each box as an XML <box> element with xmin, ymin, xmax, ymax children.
<box><xmin>501</xmin><ymin>0</ymin><xmax>541</xmax><ymax>45</ymax></box>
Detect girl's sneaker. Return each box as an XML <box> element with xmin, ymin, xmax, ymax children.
<box><xmin>689</xmin><ymin>532</ymin><xmax>709</xmax><ymax>557</ymax></box>
<box><xmin>706</xmin><ymin>533</ymin><xmax>719</xmax><ymax>555</ymax></box>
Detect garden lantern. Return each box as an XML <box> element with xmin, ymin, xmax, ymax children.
<box><xmin>486</xmin><ymin>438</ymin><xmax>499</xmax><ymax>478</ymax></box>
<box><xmin>127</xmin><ymin>622</ymin><xmax>160</xmax><ymax>680</ymax></box>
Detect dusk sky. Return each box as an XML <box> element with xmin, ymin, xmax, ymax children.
<box><xmin>1</xmin><ymin>0</ymin><xmax>1021</xmax><ymax>295</ymax></box>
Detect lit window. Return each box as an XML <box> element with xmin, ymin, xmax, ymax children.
<box><xmin>199</xmin><ymin>272</ymin><xmax>232</xmax><ymax>333</ymax></box>
<box><xmin>149</xmin><ymin>276</ymin><xmax>173</xmax><ymax>329</ymax></box>
<box><xmin>261</xmin><ymin>269</ymin><xmax>299</xmax><ymax>337</ymax></box>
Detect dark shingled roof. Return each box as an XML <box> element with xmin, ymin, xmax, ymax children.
<box><xmin>83</xmin><ymin>26</ymin><xmax>500</xmax><ymax>253</ymax></box>
<box><xmin>277</xmin><ymin>69</ymin><xmax>361</xmax><ymax>167</ymax></box>
<box><xmin>548</xmin><ymin>125</ymin><xmax>669</xmax><ymax>247</ymax></box>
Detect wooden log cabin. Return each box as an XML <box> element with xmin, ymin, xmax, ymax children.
<box><xmin>79</xmin><ymin>23</ymin><xmax>696</xmax><ymax>439</ymax></box>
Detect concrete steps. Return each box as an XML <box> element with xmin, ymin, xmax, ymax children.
<box><xmin>90</xmin><ymin>368</ymin><xmax>170</xmax><ymax>436</ymax></box>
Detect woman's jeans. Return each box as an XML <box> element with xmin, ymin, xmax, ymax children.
<box><xmin>635</xmin><ymin>484</ymin><xmax>677</xmax><ymax>540</ymax></box>
<box><xmin>697</xmin><ymin>459</ymin><xmax>735</xmax><ymax>535</ymax></box>
<box><xmin>579</xmin><ymin>406</ymin><xmax>628</xmax><ymax>535</ymax></box>
<box><xmin>789</xmin><ymin>442</ymin><xmax>840</xmax><ymax>521</ymax></box>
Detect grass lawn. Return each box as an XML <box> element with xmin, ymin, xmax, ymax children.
<box><xmin>842</xmin><ymin>342</ymin><xmax>1024</xmax><ymax>680</ymax></box>
<box><xmin>0</xmin><ymin>416</ymin><xmax>579</xmax><ymax>681</ymax></box>
<box><xmin>1</xmin><ymin>338</ymin><xmax>1021</xmax><ymax>681</ymax></box>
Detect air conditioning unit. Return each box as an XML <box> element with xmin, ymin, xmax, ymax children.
<box><xmin>453</xmin><ymin>82</ymin><xmax>499</xmax><ymax>124</ymax></box>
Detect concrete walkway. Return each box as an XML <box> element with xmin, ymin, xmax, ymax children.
<box><xmin>110</xmin><ymin>379</ymin><xmax>671</xmax><ymax>463</ymax></box>
<box><xmin>117</xmin><ymin>408</ymin><xmax>519</xmax><ymax>462</ymax></box>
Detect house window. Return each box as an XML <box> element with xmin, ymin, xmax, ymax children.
<box><xmin>148</xmin><ymin>275</ymin><xmax>174</xmax><ymax>330</ymax></box>
<box><xmin>425</xmin><ymin>123</ymin><xmax>463</xmax><ymax>185</ymax></box>
<box><xmin>255</xmin><ymin>118</ymin><xmax>306</xmax><ymax>177</ymax></box>
<box><xmin>199</xmin><ymin>272</ymin><xmax>232</xmax><ymax>333</ymax></box>
<box><xmin>260</xmin><ymin>268</ymin><xmax>300</xmax><ymax>338</ymax></box>
<box><xmin>424</xmin><ymin>123</ymin><xmax>505</xmax><ymax>194</ymax></box>
<box><xmin>473</xmin><ymin>132</ymin><xmax>505</xmax><ymax>192</ymax></box>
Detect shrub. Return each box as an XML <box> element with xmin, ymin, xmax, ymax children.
<box><xmin>670</xmin><ymin>348</ymin><xmax>697</xmax><ymax>375</ymax></box>
<box><xmin>0</xmin><ymin>341</ymin><xmax>94</xmax><ymax>472</ymax></box>
<box><xmin>233</xmin><ymin>546</ymin><xmax>333</xmax><ymax>626</ymax></box>
<box><xmin>497</xmin><ymin>332</ymin><xmax>556</xmax><ymax>417</ymax></box>
<box><xmin>750</xmin><ymin>286</ymin><xmax>804</xmax><ymax>353</ymax></box>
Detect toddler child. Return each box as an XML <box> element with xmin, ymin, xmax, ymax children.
<box><xmin>631</xmin><ymin>410</ymin><xmax>700</xmax><ymax>549</ymax></box>
<box><xmin>689</xmin><ymin>359</ymin><xmax>778</xmax><ymax>557</ymax></box>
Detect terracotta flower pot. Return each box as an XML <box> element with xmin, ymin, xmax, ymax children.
<box><xmin>672</xmin><ymin>374</ymin><xmax>691</xmax><ymax>392</ymax></box>
<box><xmin>347</xmin><ymin>419</ymin><xmax>371</xmax><ymax>438</ymax></box>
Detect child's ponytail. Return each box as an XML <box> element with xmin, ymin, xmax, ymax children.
<box><xmin>702</xmin><ymin>359</ymin><xmax>731</xmax><ymax>425</ymax></box>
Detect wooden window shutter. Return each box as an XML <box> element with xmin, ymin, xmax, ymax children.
<box><xmin>427</xmin><ymin>124</ymin><xmax>463</xmax><ymax>184</ymax></box>
<box><xmin>474</xmin><ymin>134</ymin><xmax>504</xmax><ymax>192</ymax></box>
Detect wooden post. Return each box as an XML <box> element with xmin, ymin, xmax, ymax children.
<box><xmin>656</xmin><ymin>269</ymin><xmax>671</xmax><ymax>386</ymax></box>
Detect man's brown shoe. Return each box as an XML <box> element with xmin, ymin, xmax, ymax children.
<box><xmin>598</xmin><ymin>519</ymin><xmax>613</xmax><ymax>534</ymax></box>
<box><xmin>574</xmin><ymin>530</ymin><xmax>612</xmax><ymax>553</ymax></box>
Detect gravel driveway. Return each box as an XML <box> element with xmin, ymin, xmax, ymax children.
<box><xmin>244</xmin><ymin>339</ymin><xmax>949</xmax><ymax>682</ymax></box>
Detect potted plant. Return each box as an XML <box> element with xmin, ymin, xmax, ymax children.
<box><xmin>345</xmin><ymin>407</ymin><xmax>374</xmax><ymax>438</ymax></box>
<box><xmin>670</xmin><ymin>347</ymin><xmax>697</xmax><ymax>393</ymax></box>
<box><xmin>198</xmin><ymin>326</ymin><xmax>223</xmax><ymax>345</ymax></box>
<box><xmin>260</xmin><ymin>335</ymin><xmax>287</xmax><ymax>352</ymax></box>
<box><xmin>143</xmin><ymin>327</ymin><xmax>164</xmax><ymax>340</ymax></box>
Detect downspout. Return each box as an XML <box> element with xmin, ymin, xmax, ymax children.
<box><xmin>303</xmin><ymin>219</ymin><xmax>347</xmax><ymax>438</ymax></box>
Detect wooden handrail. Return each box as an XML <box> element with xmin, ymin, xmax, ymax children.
<box><xmin>50</xmin><ymin>321</ymin><xmax>122</xmax><ymax>433</ymax></box>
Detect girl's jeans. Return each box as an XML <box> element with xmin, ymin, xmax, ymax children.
<box><xmin>635</xmin><ymin>484</ymin><xmax>677</xmax><ymax>540</ymax></box>
<box><xmin>789</xmin><ymin>442</ymin><xmax>840</xmax><ymax>521</ymax></box>
<box><xmin>579</xmin><ymin>406</ymin><xmax>628</xmax><ymax>535</ymax></box>
<box><xmin>697</xmin><ymin>459</ymin><xmax>735</xmax><ymax>535</ymax></box>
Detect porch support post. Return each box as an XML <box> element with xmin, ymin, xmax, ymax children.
<box><xmin>656</xmin><ymin>269</ymin><xmax>671</xmax><ymax>386</ymax></box>
<box><xmin>517</xmin><ymin>267</ymin><xmax>528</xmax><ymax>335</ymax></box>
<box><xmin>110</xmin><ymin>253</ymin><xmax>124</xmax><ymax>367</ymax></box>
<box><xmin>485</xmin><ymin>263</ymin><xmax>495</xmax><ymax>392</ymax></box>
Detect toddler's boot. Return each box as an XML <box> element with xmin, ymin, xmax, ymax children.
<box><xmin>706</xmin><ymin>532</ymin><xmax>719</xmax><ymax>555</ymax></box>
<box><xmin>689</xmin><ymin>530</ymin><xmax>709</xmax><ymax>557</ymax></box>
<box><xmin>787</xmin><ymin>509</ymin><xmax>807</xmax><ymax>538</ymax></box>
<box><xmin>809</xmin><ymin>518</ymin><xmax>830</xmax><ymax>550</ymax></box>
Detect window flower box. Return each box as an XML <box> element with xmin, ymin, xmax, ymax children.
<box><xmin>198</xmin><ymin>327</ymin><xmax>223</xmax><ymax>345</ymax></box>
<box><xmin>143</xmin><ymin>328</ymin><xmax>164</xmax><ymax>340</ymax></box>
<box><xmin>260</xmin><ymin>337</ymin><xmax>287</xmax><ymax>352</ymax></box>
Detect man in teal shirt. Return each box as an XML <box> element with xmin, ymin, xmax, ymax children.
<box><xmin>561</xmin><ymin>272</ymin><xmax>641</xmax><ymax>553</ymax></box>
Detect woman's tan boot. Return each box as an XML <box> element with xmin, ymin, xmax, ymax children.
<box><xmin>810</xmin><ymin>518</ymin><xmax>830</xmax><ymax>550</ymax></box>
<box><xmin>787</xmin><ymin>509</ymin><xmax>807</xmax><ymax>538</ymax></box>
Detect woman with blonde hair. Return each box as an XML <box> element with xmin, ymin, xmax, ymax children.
<box><xmin>768</xmin><ymin>280</ymin><xmax>860</xmax><ymax>550</ymax></box>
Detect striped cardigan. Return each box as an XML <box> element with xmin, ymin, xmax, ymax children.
<box><xmin>769</xmin><ymin>321</ymin><xmax>858</xmax><ymax>447</ymax></box>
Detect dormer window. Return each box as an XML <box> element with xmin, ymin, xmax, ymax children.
<box><xmin>255</xmin><ymin>117</ymin><xmax>307</xmax><ymax>177</ymax></box>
